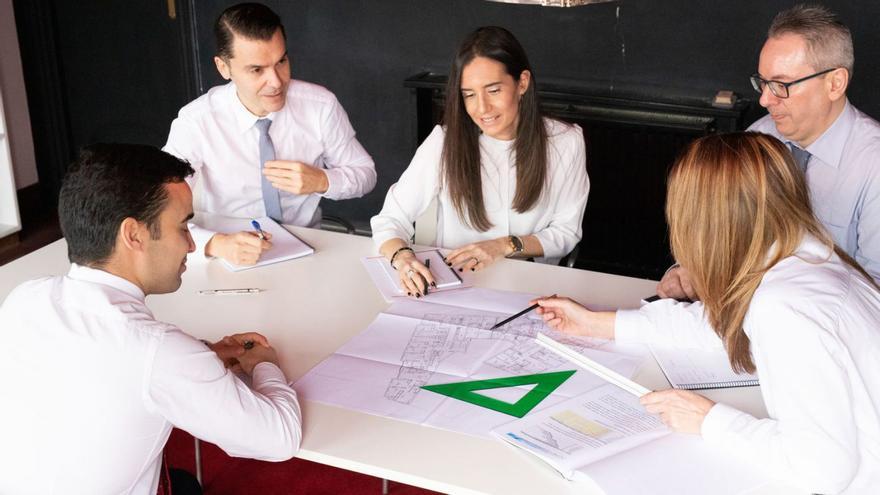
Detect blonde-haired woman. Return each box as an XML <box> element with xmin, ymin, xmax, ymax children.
<box><xmin>534</xmin><ymin>132</ymin><xmax>880</xmax><ymax>494</ymax></box>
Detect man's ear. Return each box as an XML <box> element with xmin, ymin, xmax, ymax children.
<box><xmin>214</xmin><ymin>56</ymin><xmax>231</xmax><ymax>80</ymax></box>
<box><xmin>827</xmin><ymin>68</ymin><xmax>849</xmax><ymax>102</ymax></box>
<box><xmin>118</xmin><ymin>217</ymin><xmax>147</xmax><ymax>253</ymax></box>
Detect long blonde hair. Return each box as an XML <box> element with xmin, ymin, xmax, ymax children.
<box><xmin>666</xmin><ymin>132</ymin><xmax>866</xmax><ymax>373</ymax></box>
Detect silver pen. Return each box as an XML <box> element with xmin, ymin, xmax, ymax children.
<box><xmin>198</xmin><ymin>288</ymin><xmax>264</xmax><ymax>295</ymax></box>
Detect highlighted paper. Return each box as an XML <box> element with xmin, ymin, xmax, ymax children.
<box><xmin>422</xmin><ymin>370</ymin><xmax>577</xmax><ymax>418</ymax></box>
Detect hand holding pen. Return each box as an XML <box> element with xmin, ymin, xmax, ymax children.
<box><xmin>390</xmin><ymin>247</ymin><xmax>436</xmax><ymax>298</ymax></box>
<box><xmin>205</xmin><ymin>226</ymin><xmax>273</xmax><ymax>266</ymax></box>
<box><xmin>531</xmin><ymin>295</ymin><xmax>616</xmax><ymax>340</ymax></box>
<box><xmin>232</xmin><ymin>333</ymin><xmax>280</xmax><ymax>375</ymax></box>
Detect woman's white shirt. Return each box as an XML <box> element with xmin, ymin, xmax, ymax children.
<box><xmin>370</xmin><ymin>118</ymin><xmax>589</xmax><ymax>262</ymax></box>
<box><xmin>615</xmin><ymin>235</ymin><xmax>880</xmax><ymax>494</ymax></box>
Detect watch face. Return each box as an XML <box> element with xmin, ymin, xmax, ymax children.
<box><xmin>511</xmin><ymin>235</ymin><xmax>523</xmax><ymax>252</ymax></box>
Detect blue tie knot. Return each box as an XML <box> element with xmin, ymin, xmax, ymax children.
<box><xmin>256</xmin><ymin>118</ymin><xmax>272</xmax><ymax>134</ymax></box>
<box><xmin>788</xmin><ymin>142</ymin><xmax>811</xmax><ymax>172</ymax></box>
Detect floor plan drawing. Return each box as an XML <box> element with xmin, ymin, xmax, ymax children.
<box><xmin>387</xmin><ymin>313</ymin><xmax>584</xmax><ymax>405</ymax></box>
<box><xmin>295</xmin><ymin>296</ymin><xmax>645</xmax><ymax>438</ymax></box>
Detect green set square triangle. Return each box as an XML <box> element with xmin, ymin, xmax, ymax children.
<box><xmin>421</xmin><ymin>370</ymin><xmax>576</xmax><ymax>418</ymax></box>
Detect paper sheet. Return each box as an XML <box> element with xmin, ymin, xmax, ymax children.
<box><xmin>294</xmin><ymin>297</ymin><xmax>644</xmax><ymax>439</ymax></box>
<box><xmin>492</xmin><ymin>384</ymin><xmax>668</xmax><ymax>478</ymax></box>
<box><xmin>198</xmin><ymin>215</ymin><xmax>313</xmax><ymax>271</ymax></box>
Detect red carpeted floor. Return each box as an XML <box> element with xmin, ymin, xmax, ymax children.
<box><xmin>165</xmin><ymin>429</ymin><xmax>441</xmax><ymax>495</ymax></box>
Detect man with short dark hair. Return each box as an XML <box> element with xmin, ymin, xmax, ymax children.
<box><xmin>659</xmin><ymin>4</ymin><xmax>880</xmax><ymax>299</ymax></box>
<box><xmin>0</xmin><ymin>144</ymin><xmax>302</xmax><ymax>494</ymax></box>
<box><xmin>164</xmin><ymin>2</ymin><xmax>376</xmax><ymax>266</ymax></box>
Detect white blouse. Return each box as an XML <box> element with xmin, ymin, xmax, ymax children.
<box><xmin>615</xmin><ymin>235</ymin><xmax>880</xmax><ymax>494</ymax></box>
<box><xmin>370</xmin><ymin>118</ymin><xmax>589</xmax><ymax>262</ymax></box>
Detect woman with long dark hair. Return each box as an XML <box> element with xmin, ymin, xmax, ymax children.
<box><xmin>534</xmin><ymin>132</ymin><xmax>880</xmax><ymax>494</ymax></box>
<box><xmin>371</xmin><ymin>26</ymin><xmax>589</xmax><ymax>296</ymax></box>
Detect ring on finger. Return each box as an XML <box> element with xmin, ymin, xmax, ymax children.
<box><xmin>471</xmin><ymin>257</ymin><xmax>480</xmax><ymax>265</ymax></box>
<box><xmin>406</xmin><ymin>268</ymin><xmax>415</xmax><ymax>278</ymax></box>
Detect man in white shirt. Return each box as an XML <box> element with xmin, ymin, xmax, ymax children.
<box><xmin>0</xmin><ymin>144</ymin><xmax>302</xmax><ymax>495</ymax></box>
<box><xmin>164</xmin><ymin>2</ymin><xmax>376</xmax><ymax>266</ymax></box>
<box><xmin>659</xmin><ymin>5</ymin><xmax>880</xmax><ymax>298</ymax></box>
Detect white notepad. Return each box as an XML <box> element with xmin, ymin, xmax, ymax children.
<box><xmin>650</xmin><ymin>345</ymin><xmax>759</xmax><ymax>390</ymax></box>
<box><xmin>362</xmin><ymin>249</ymin><xmax>463</xmax><ymax>300</ymax></box>
<box><xmin>198</xmin><ymin>215</ymin><xmax>314</xmax><ymax>272</ymax></box>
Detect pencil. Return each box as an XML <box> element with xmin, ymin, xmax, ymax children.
<box><xmin>490</xmin><ymin>295</ymin><xmax>556</xmax><ymax>330</ymax></box>
<box><xmin>490</xmin><ymin>304</ymin><xmax>538</xmax><ymax>330</ymax></box>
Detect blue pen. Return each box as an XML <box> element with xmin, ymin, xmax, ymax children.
<box><xmin>251</xmin><ymin>219</ymin><xmax>266</xmax><ymax>240</ymax></box>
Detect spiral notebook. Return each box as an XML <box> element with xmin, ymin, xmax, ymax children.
<box><xmin>650</xmin><ymin>345</ymin><xmax>759</xmax><ymax>390</ymax></box>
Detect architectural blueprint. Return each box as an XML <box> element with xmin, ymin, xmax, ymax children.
<box><xmin>294</xmin><ymin>291</ymin><xmax>647</xmax><ymax>438</ymax></box>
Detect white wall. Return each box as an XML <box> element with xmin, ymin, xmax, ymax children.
<box><xmin>0</xmin><ymin>0</ymin><xmax>38</xmax><ymax>190</ymax></box>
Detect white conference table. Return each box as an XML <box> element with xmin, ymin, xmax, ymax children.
<box><xmin>0</xmin><ymin>227</ymin><xmax>801</xmax><ymax>495</ymax></box>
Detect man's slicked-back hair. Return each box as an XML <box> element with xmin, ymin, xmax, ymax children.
<box><xmin>215</xmin><ymin>2</ymin><xmax>286</xmax><ymax>60</ymax></box>
<box><xmin>58</xmin><ymin>143</ymin><xmax>194</xmax><ymax>267</ymax></box>
<box><xmin>768</xmin><ymin>4</ymin><xmax>854</xmax><ymax>77</ymax></box>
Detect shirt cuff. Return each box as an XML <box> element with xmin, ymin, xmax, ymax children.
<box><xmin>321</xmin><ymin>167</ymin><xmax>345</xmax><ymax>199</ymax></box>
<box><xmin>251</xmin><ymin>361</ymin><xmax>288</xmax><ymax>390</ymax></box>
<box><xmin>701</xmin><ymin>402</ymin><xmax>748</xmax><ymax>443</ymax></box>
<box><xmin>614</xmin><ymin>309</ymin><xmax>653</xmax><ymax>344</ymax></box>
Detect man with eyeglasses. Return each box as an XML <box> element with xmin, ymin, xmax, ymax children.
<box><xmin>659</xmin><ymin>4</ymin><xmax>880</xmax><ymax>300</ymax></box>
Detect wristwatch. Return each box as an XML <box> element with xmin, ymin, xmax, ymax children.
<box><xmin>506</xmin><ymin>235</ymin><xmax>524</xmax><ymax>257</ymax></box>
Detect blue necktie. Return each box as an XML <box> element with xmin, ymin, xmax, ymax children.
<box><xmin>256</xmin><ymin>118</ymin><xmax>282</xmax><ymax>222</ymax></box>
<box><xmin>789</xmin><ymin>143</ymin><xmax>811</xmax><ymax>173</ymax></box>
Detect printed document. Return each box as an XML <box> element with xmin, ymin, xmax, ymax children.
<box><xmin>493</xmin><ymin>384</ymin><xmax>771</xmax><ymax>494</ymax></box>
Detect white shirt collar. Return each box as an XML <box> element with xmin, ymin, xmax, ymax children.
<box><xmin>67</xmin><ymin>263</ymin><xmax>145</xmax><ymax>301</ymax></box>
<box><xmin>226</xmin><ymin>82</ymin><xmax>281</xmax><ymax>134</ymax></box>
<box><xmin>796</xmin><ymin>232</ymin><xmax>834</xmax><ymax>258</ymax></box>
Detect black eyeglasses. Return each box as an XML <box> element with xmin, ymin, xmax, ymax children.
<box><xmin>750</xmin><ymin>68</ymin><xmax>838</xmax><ymax>99</ymax></box>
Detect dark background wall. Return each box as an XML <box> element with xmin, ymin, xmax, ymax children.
<box><xmin>14</xmin><ymin>0</ymin><xmax>880</xmax><ymax>234</ymax></box>
<box><xmin>187</xmin><ymin>0</ymin><xmax>880</xmax><ymax>228</ymax></box>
